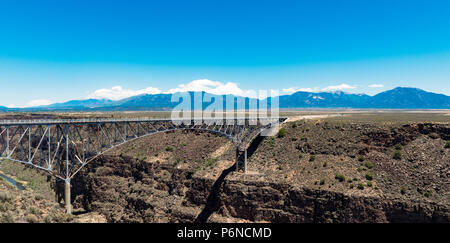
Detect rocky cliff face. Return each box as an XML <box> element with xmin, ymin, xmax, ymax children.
<box><xmin>71</xmin><ymin>155</ymin><xmax>449</xmax><ymax>223</ymax></box>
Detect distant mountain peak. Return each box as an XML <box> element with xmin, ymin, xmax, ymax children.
<box><xmin>1</xmin><ymin>87</ymin><xmax>449</xmax><ymax>111</ymax></box>
<box><xmin>388</xmin><ymin>87</ymin><xmax>427</xmax><ymax>93</ymax></box>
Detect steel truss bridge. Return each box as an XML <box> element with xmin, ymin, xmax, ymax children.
<box><xmin>0</xmin><ymin>117</ymin><xmax>286</xmax><ymax>213</ymax></box>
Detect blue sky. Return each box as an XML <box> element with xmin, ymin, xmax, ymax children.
<box><xmin>1</xmin><ymin>0</ymin><xmax>450</xmax><ymax>107</ymax></box>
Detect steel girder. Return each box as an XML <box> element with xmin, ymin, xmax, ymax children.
<box><xmin>0</xmin><ymin>117</ymin><xmax>286</xmax><ymax>180</ymax></box>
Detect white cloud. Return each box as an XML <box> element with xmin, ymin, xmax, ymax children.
<box><xmin>368</xmin><ymin>84</ymin><xmax>384</xmax><ymax>88</ymax></box>
<box><xmin>166</xmin><ymin>79</ymin><xmax>258</xmax><ymax>97</ymax></box>
<box><xmin>281</xmin><ymin>87</ymin><xmax>315</xmax><ymax>95</ymax></box>
<box><xmin>86</xmin><ymin>80</ymin><xmax>280</xmax><ymax>101</ymax></box>
<box><xmin>321</xmin><ymin>83</ymin><xmax>356</xmax><ymax>92</ymax></box>
<box><xmin>85</xmin><ymin>80</ymin><xmax>361</xmax><ymax>103</ymax></box>
<box><xmin>87</xmin><ymin>85</ymin><xmax>162</xmax><ymax>100</ymax></box>
<box><xmin>26</xmin><ymin>99</ymin><xmax>53</xmax><ymax>107</ymax></box>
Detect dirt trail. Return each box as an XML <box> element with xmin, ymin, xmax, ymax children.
<box><xmin>210</xmin><ymin>141</ymin><xmax>232</xmax><ymax>158</ymax></box>
<box><xmin>287</xmin><ymin>114</ymin><xmax>344</xmax><ymax>122</ymax></box>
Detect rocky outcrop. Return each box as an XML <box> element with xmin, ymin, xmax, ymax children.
<box><xmin>71</xmin><ymin>155</ymin><xmax>449</xmax><ymax>223</ymax></box>
<box><xmin>362</xmin><ymin>123</ymin><xmax>450</xmax><ymax>147</ymax></box>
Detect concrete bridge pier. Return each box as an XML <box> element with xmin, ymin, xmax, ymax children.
<box><xmin>235</xmin><ymin>147</ymin><xmax>247</xmax><ymax>173</ymax></box>
<box><xmin>65</xmin><ymin>179</ymin><xmax>72</xmax><ymax>214</ymax></box>
<box><xmin>244</xmin><ymin>149</ymin><xmax>247</xmax><ymax>173</ymax></box>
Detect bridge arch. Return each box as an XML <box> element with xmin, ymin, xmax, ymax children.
<box><xmin>73</xmin><ymin>126</ymin><xmax>241</xmax><ymax>175</ymax></box>
<box><xmin>0</xmin><ymin>117</ymin><xmax>286</xmax><ymax>213</ymax></box>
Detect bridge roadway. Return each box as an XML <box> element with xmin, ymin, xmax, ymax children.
<box><xmin>0</xmin><ymin>117</ymin><xmax>286</xmax><ymax>213</ymax></box>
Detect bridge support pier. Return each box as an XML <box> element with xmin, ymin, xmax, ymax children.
<box><xmin>235</xmin><ymin>147</ymin><xmax>247</xmax><ymax>174</ymax></box>
<box><xmin>244</xmin><ymin>149</ymin><xmax>247</xmax><ymax>173</ymax></box>
<box><xmin>65</xmin><ymin>179</ymin><xmax>72</xmax><ymax>214</ymax></box>
<box><xmin>235</xmin><ymin>148</ymin><xmax>239</xmax><ymax>172</ymax></box>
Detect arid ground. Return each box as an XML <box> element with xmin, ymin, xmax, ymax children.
<box><xmin>1</xmin><ymin>110</ymin><xmax>449</xmax><ymax>223</ymax></box>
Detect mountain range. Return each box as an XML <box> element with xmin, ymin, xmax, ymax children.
<box><xmin>277</xmin><ymin>87</ymin><xmax>450</xmax><ymax>109</ymax></box>
<box><xmin>2</xmin><ymin>87</ymin><xmax>450</xmax><ymax>112</ymax></box>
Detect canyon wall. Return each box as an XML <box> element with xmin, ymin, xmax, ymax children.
<box><xmin>71</xmin><ymin>155</ymin><xmax>449</xmax><ymax>223</ymax></box>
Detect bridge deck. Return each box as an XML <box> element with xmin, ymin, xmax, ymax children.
<box><xmin>0</xmin><ymin>117</ymin><xmax>282</xmax><ymax>125</ymax></box>
<box><xmin>0</xmin><ymin>116</ymin><xmax>286</xmax><ymax>214</ymax></box>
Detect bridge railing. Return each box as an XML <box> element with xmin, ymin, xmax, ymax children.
<box><xmin>0</xmin><ymin>117</ymin><xmax>284</xmax><ymax>125</ymax></box>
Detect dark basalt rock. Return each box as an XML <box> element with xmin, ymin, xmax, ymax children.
<box><xmin>71</xmin><ymin>155</ymin><xmax>449</xmax><ymax>223</ymax></box>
